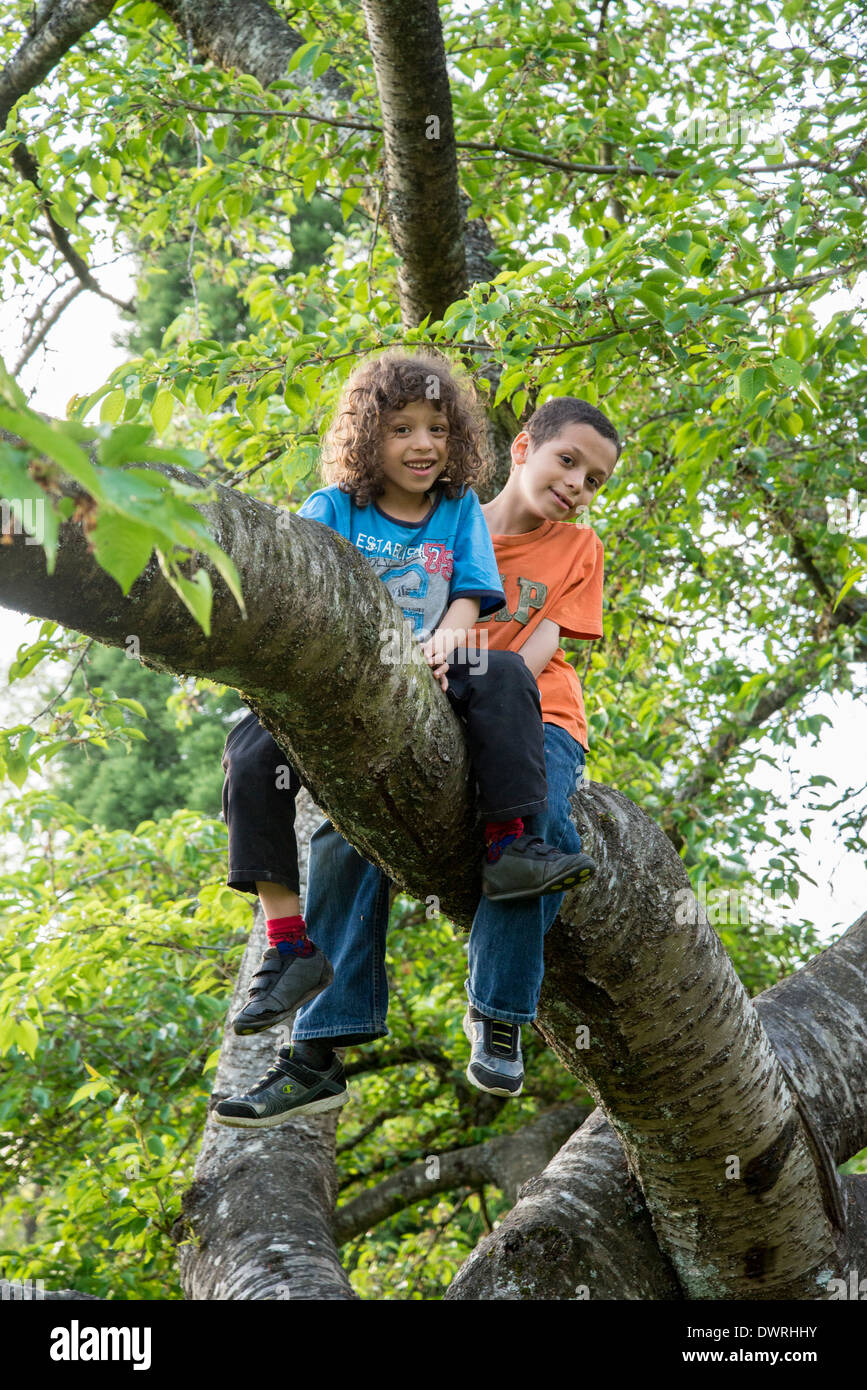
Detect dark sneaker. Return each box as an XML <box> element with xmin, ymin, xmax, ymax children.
<box><xmin>481</xmin><ymin>835</ymin><xmax>596</xmax><ymax>902</ymax></box>
<box><xmin>213</xmin><ymin>1051</ymin><xmax>349</xmax><ymax>1129</ymax></box>
<box><xmin>231</xmin><ymin>946</ymin><xmax>333</xmax><ymax>1036</ymax></box>
<box><xmin>463</xmin><ymin>1006</ymin><xmax>523</xmax><ymax>1097</ymax></box>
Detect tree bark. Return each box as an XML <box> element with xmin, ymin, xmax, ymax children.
<box><xmin>360</xmin><ymin>0</ymin><xmax>466</xmax><ymax>326</ymax></box>
<box><xmin>0</xmin><ymin>0</ymin><xmax>116</xmax><ymax>129</ymax></box>
<box><xmin>527</xmin><ymin>782</ymin><xmax>855</xmax><ymax>1299</ymax></box>
<box><xmin>2</xmin><ymin>495</ymin><xmax>865</xmax><ymax>1300</ymax></box>
<box><xmin>447</xmin><ymin>889</ymin><xmax>866</xmax><ymax>1301</ymax></box>
<box><xmin>333</xmin><ymin>1101</ymin><xmax>590</xmax><ymax>1244</ymax></box>
<box><xmin>156</xmin><ymin>0</ymin><xmax>352</xmax><ymax>99</ymax></box>
<box><xmin>176</xmin><ymin>791</ymin><xmax>356</xmax><ymax>1300</ymax></box>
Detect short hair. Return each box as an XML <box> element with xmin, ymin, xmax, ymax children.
<box><xmin>320</xmin><ymin>346</ymin><xmax>492</xmax><ymax>506</ymax></box>
<box><xmin>524</xmin><ymin>396</ymin><xmax>621</xmax><ymax>460</ymax></box>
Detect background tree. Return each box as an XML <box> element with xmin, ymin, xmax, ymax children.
<box><xmin>1</xmin><ymin>0</ymin><xmax>866</xmax><ymax>1302</ymax></box>
<box><xmin>40</xmin><ymin>643</ymin><xmax>241</xmax><ymax>829</ymax></box>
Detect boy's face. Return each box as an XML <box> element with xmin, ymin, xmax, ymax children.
<box><xmin>511</xmin><ymin>422</ymin><xmax>618</xmax><ymax>522</ymax></box>
<box><xmin>378</xmin><ymin>397</ymin><xmax>449</xmax><ymax>504</ymax></box>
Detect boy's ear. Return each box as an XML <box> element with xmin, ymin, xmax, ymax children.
<box><xmin>510</xmin><ymin>431</ymin><xmax>530</xmax><ymax>467</ymax></box>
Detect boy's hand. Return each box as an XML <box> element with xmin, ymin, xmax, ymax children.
<box><xmin>419</xmin><ymin>635</ymin><xmax>450</xmax><ymax>692</ymax></box>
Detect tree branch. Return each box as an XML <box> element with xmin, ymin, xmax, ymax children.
<box><xmin>0</xmin><ymin>0</ymin><xmax>116</xmax><ymax>129</ymax></box>
<box><xmin>10</xmin><ymin>142</ymin><xmax>135</xmax><ymax>313</ymax></box>
<box><xmin>13</xmin><ymin>281</ymin><xmax>85</xmax><ymax>375</ymax></box>
<box><xmin>449</xmin><ymin>899</ymin><xmax>867</xmax><ymax>1300</ymax></box>
<box><xmin>334</xmin><ymin>1102</ymin><xmax>590</xmax><ymax>1243</ymax></box>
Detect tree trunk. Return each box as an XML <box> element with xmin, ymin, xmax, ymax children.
<box><xmin>1</xmin><ymin>494</ymin><xmax>865</xmax><ymax>1300</ymax></box>
<box><xmin>176</xmin><ymin>791</ymin><xmax>356</xmax><ymax>1300</ymax></box>
<box><xmin>447</xmin><ymin>886</ymin><xmax>866</xmax><ymax>1301</ymax></box>
<box><xmin>360</xmin><ymin>0</ymin><xmax>466</xmax><ymax>326</ymax></box>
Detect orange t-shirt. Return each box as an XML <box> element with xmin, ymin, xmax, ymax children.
<box><xmin>471</xmin><ymin>520</ymin><xmax>604</xmax><ymax>749</ymax></box>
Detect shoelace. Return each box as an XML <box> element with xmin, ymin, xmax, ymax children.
<box><xmin>248</xmin><ymin>1059</ymin><xmax>294</xmax><ymax>1094</ymax></box>
<box><xmin>248</xmin><ymin>1066</ymin><xmax>282</xmax><ymax>1094</ymax></box>
<box><xmin>488</xmin><ymin>1020</ymin><xmax>518</xmax><ymax>1056</ymax></box>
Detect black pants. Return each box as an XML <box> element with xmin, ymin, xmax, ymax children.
<box><xmin>221</xmin><ymin>649</ymin><xmax>548</xmax><ymax>896</ymax></box>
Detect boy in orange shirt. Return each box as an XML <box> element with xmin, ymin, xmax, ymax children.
<box><xmin>459</xmin><ymin>397</ymin><xmax>617</xmax><ymax>1093</ymax></box>
<box><xmin>215</xmin><ymin>397</ymin><xmax>619</xmax><ymax>1123</ymax></box>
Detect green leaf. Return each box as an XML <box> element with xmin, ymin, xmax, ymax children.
<box><xmin>0</xmin><ymin>405</ymin><xmax>104</xmax><ymax>498</ymax></box>
<box><xmin>771</xmin><ymin>246</ymin><xmax>798</xmax><ymax>279</ymax></box>
<box><xmin>5</xmin><ymin>753</ymin><xmax>28</xmax><ymax>788</ymax></box>
<box><xmin>513</xmin><ymin>260</ymin><xmax>551</xmax><ymax>281</ymax></box>
<box><xmin>834</xmin><ymin>564</ymin><xmax>867</xmax><ymax>609</ymax></box>
<box><xmin>90</xmin><ymin>511</ymin><xmax>155</xmax><ymax>594</ymax></box>
<box><xmin>68</xmin><ymin>1076</ymin><xmax>113</xmax><ymax>1107</ymax></box>
<box><xmin>667</xmin><ymin>232</ymin><xmax>691</xmax><ymax>254</ymax></box>
<box><xmin>738</xmin><ymin>367</ymin><xmax>769</xmax><ymax>405</ymax></box>
<box><xmin>635</xmin><ymin>286</ymin><xmax>667</xmax><ymax>320</ymax></box>
<box><xmin>160</xmin><ymin>558</ymin><xmax>213</xmax><ymax>634</ymax></box>
<box><xmin>150</xmin><ymin>390</ymin><xmax>175</xmax><ymax>435</ymax></box>
<box><xmin>100</xmin><ymin>389</ymin><xmax>126</xmax><ymax>424</ymax></box>
<box><xmin>116</xmin><ymin>698</ymin><xmax>148</xmax><ymax>718</ymax></box>
<box><xmin>771</xmin><ymin>357</ymin><xmax>801</xmax><ymax>388</ymax></box>
<box><xmin>16</xmin><ymin>1019</ymin><xmax>39</xmax><ymax>1059</ymax></box>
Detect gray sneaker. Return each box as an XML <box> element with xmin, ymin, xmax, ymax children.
<box><xmin>231</xmin><ymin>946</ymin><xmax>333</xmax><ymax>1036</ymax></box>
<box><xmin>213</xmin><ymin>1051</ymin><xmax>349</xmax><ymax>1129</ymax></box>
<box><xmin>482</xmin><ymin>835</ymin><xmax>596</xmax><ymax>902</ymax></box>
<box><xmin>463</xmin><ymin>1005</ymin><xmax>524</xmax><ymax>1097</ymax></box>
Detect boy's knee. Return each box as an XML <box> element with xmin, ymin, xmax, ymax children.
<box><xmin>487</xmin><ymin>648</ymin><xmax>541</xmax><ymax>698</ymax></box>
<box><xmin>486</xmin><ymin>649</ymin><xmax>525</xmax><ymax>676</ymax></box>
<box><xmin>224</xmin><ymin>730</ymin><xmax>301</xmax><ymax>796</ymax></box>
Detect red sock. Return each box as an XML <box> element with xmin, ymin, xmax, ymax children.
<box><xmin>484</xmin><ymin>817</ymin><xmax>524</xmax><ymax>863</ymax></box>
<box><xmin>266</xmin><ymin>914</ymin><xmax>314</xmax><ymax>957</ymax></box>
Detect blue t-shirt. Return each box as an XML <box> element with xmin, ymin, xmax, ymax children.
<box><xmin>297</xmin><ymin>483</ymin><xmax>505</xmax><ymax>640</ymax></box>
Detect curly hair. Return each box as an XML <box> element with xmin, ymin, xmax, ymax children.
<box><xmin>320</xmin><ymin>346</ymin><xmax>493</xmax><ymax>506</ymax></box>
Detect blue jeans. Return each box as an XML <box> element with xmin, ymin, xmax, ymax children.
<box><xmin>292</xmin><ymin>722</ymin><xmax>586</xmax><ymax>1038</ymax></box>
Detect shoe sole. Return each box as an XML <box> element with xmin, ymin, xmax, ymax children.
<box><xmin>462</xmin><ymin>1013</ymin><xmax>523</xmax><ymax>1097</ymax></box>
<box><xmin>212</xmin><ymin>1088</ymin><xmax>350</xmax><ymax>1129</ymax></box>
<box><xmin>482</xmin><ymin>863</ymin><xmax>595</xmax><ymax>903</ymax></box>
<box><xmin>232</xmin><ymin>960</ymin><xmax>335</xmax><ymax>1036</ymax></box>
<box><xmin>465</xmin><ymin>1064</ymin><xmax>523</xmax><ymax>1098</ymax></box>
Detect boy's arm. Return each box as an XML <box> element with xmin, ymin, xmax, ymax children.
<box><xmin>516</xmin><ymin>618</ymin><xmax>563</xmax><ymax>679</ymax></box>
<box><xmin>420</xmin><ymin>596</ymin><xmax>481</xmax><ymax>690</ymax></box>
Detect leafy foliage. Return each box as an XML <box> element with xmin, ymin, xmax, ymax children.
<box><xmin>0</xmin><ymin>792</ymin><xmax>247</xmax><ymax>1299</ymax></box>
<box><xmin>1</xmin><ymin>0</ymin><xmax>866</xmax><ymax>1298</ymax></box>
<box><xmin>45</xmin><ymin>644</ymin><xmax>243</xmax><ymax>831</ymax></box>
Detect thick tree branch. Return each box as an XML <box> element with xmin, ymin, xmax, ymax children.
<box><xmin>177</xmin><ymin>791</ymin><xmax>356</xmax><ymax>1300</ymax></box>
<box><xmin>333</xmin><ymin>1102</ymin><xmax>590</xmax><ymax>1243</ymax></box>
<box><xmin>360</xmin><ymin>0</ymin><xmax>465</xmax><ymax>326</ymax></box>
<box><xmin>449</xmin><ymin>907</ymin><xmax>867</xmax><ymax>1300</ymax></box>
<box><xmin>527</xmin><ymin>783</ymin><xmax>854</xmax><ymax>1299</ymax></box>
<box><xmin>0</xmin><ymin>0</ymin><xmax>115</xmax><ymax>129</ymax></box>
<box><xmin>155</xmin><ymin>0</ymin><xmax>352</xmax><ymax>99</ymax></box>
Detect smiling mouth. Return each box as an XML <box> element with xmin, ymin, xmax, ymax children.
<box><xmin>405</xmin><ymin>461</ymin><xmax>437</xmax><ymax>471</ymax></box>
<box><xmin>550</xmin><ymin>487</ymin><xmax>573</xmax><ymax>510</ymax></box>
